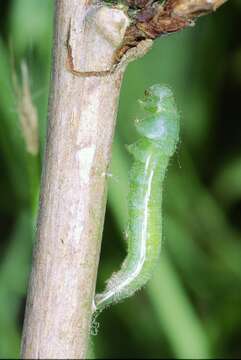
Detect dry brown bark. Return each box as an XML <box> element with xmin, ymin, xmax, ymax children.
<box><xmin>115</xmin><ymin>0</ymin><xmax>228</xmax><ymax>61</ymax></box>
<box><xmin>21</xmin><ymin>1</ymin><xmax>131</xmax><ymax>358</ymax></box>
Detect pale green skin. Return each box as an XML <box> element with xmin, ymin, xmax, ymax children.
<box><xmin>94</xmin><ymin>85</ymin><xmax>180</xmax><ymax>313</ymax></box>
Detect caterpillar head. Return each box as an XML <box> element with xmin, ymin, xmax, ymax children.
<box><xmin>140</xmin><ymin>85</ymin><xmax>173</xmax><ymax>113</ymax></box>
<box><xmin>136</xmin><ymin>84</ymin><xmax>180</xmax><ymax>156</ymax></box>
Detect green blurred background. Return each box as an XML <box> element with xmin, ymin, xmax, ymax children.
<box><xmin>0</xmin><ymin>0</ymin><xmax>241</xmax><ymax>358</ymax></box>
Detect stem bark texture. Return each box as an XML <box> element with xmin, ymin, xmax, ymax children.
<box><xmin>21</xmin><ymin>1</ymin><xmax>129</xmax><ymax>358</ymax></box>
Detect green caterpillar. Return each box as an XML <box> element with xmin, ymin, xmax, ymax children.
<box><xmin>94</xmin><ymin>84</ymin><xmax>180</xmax><ymax>313</ymax></box>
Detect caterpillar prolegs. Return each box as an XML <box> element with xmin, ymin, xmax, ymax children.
<box><xmin>94</xmin><ymin>85</ymin><xmax>180</xmax><ymax>313</ymax></box>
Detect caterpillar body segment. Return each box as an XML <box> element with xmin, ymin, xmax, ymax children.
<box><xmin>95</xmin><ymin>85</ymin><xmax>180</xmax><ymax>313</ymax></box>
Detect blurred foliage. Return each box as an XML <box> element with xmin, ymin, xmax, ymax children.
<box><xmin>0</xmin><ymin>0</ymin><xmax>241</xmax><ymax>358</ymax></box>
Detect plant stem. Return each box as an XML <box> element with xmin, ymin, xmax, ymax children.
<box><xmin>21</xmin><ymin>1</ymin><xmax>130</xmax><ymax>358</ymax></box>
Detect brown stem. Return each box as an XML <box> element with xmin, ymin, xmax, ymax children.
<box><xmin>20</xmin><ymin>1</ymin><xmax>131</xmax><ymax>358</ymax></box>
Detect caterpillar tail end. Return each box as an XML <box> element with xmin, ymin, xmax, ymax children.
<box><xmin>92</xmin><ymin>298</ymin><xmax>97</xmax><ymax>314</ymax></box>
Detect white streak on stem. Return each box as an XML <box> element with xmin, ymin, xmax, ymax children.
<box><xmin>75</xmin><ymin>146</ymin><xmax>96</xmax><ymax>184</ymax></box>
